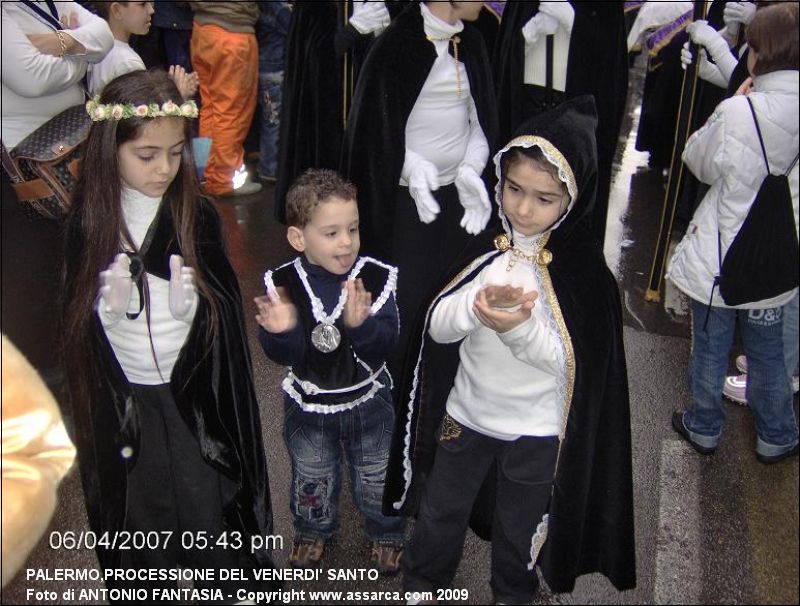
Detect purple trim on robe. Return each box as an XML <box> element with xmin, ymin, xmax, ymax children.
<box><xmin>485</xmin><ymin>1</ymin><xmax>505</xmax><ymax>18</ymax></box>
<box><xmin>646</xmin><ymin>10</ymin><xmax>692</xmax><ymax>52</ymax></box>
<box><xmin>624</xmin><ymin>1</ymin><xmax>646</xmax><ymax>13</ymax></box>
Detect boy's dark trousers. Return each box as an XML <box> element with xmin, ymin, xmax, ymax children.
<box><xmin>402</xmin><ymin>416</ymin><xmax>559</xmax><ymax>604</ymax></box>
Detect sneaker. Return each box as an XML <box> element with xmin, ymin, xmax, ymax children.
<box><xmin>735</xmin><ymin>355</ymin><xmax>748</xmax><ymax>374</ymax></box>
<box><xmin>671</xmin><ymin>411</ymin><xmax>716</xmax><ymax>455</ymax></box>
<box><xmin>723</xmin><ymin>374</ymin><xmax>748</xmax><ymax>406</ymax></box>
<box><xmin>218</xmin><ymin>180</ymin><xmax>263</xmax><ymax>198</ymax></box>
<box><xmin>793</xmin><ymin>375</ymin><xmax>799</xmax><ymax>394</ymax></box>
<box><xmin>258</xmin><ymin>172</ymin><xmax>277</xmax><ymax>183</ymax></box>
<box><xmin>370</xmin><ymin>541</ymin><xmax>403</xmax><ymax>576</ymax></box>
<box><xmin>756</xmin><ymin>443</ymin><xmax>799</xmax><ymax>465</ymax></box>
<box><xmin>289</xmin><ymin>536</ymin><xmax>325</xmax><ymax>568</ymax></box>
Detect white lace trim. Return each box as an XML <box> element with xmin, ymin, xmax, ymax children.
<box><xmin>527</xmin><ymin>513</ymin><xmax>550</xmax><ymax>570</ymax></box>
<box><xmin>282</xmin><ymin>372</ymin><xmax>387</xmax><ymax>414</ymax></box>
<box><xmin>392</xmin><ymin>252</ymin><xmax>497</xmax><ymax>510</ymax></box>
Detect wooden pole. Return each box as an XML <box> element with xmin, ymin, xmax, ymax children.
<box><xmin>644</xmin><ymin>0</ymin><xmax>706</xmax><ymax>303</ymax></box>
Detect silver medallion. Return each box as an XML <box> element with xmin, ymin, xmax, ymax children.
<box><xmin>311</xmin><ymin>322</ymin><xmax>341</xmax><ymax>353</ymax></box>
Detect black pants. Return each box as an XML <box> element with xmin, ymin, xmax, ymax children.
<box><xmin>112</xmin><ymin>383</ymin><xmax>243</xmax><ymax>604</ymax></box>
<box><xmin>402</xmin><ymin>417</ymin><xmax>559</xmax><ymax>604</ymax></box>
<box><xmin>389</xmin><ymin>184</ymin><xmax>473</xmax><ymax>389</ymax></box>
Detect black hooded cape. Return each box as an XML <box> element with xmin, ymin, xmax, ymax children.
<box><xmin>65</xmin><ymin>200</ymin><xmax>277</xmax><ymax>583</ymax></box>
<box><xmin>493</xmin><ymin>1</ymin><xmax>628</xmax><ymax>244</ymax></box>
<box><xmin>340</xmin><ymin>0</ymin><xmax>498</xmax><ymax>261</ymax></box>
<box><xmin>384</xmin><ymin>97</ymin><xmax>636</xmax><ymax>593</ymax></box>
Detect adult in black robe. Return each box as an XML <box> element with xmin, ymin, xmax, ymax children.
<box><xmin>340</xmin><ymin>0</ymin><xmax>498</xmax><ymax>391</ymax></box>
<box><xmin>384</xmin><ymin>96</ymin><xmax>636</xmax><ymax>594</ymax></box>
<box><xmin>493</xmin><ymin>1</ymin><xmax>628</xmax><ymax>246</ymax></box>
<box><xmin>64</xmin><ymin>200</ymin><xmax>278</xmax><ymax>589</ymax></box>
<box><xmin>274</xmin><ymin>0</ymin><xmax>406</xmax><ymax>223</ymax></box>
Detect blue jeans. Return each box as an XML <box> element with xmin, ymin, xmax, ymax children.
<box><xmin>783</xmin><ymin>291</ymin><xmax>798</xmax><ymax>379</ymax></box>
<box><xmin>257</xmin><ymin>70</ymin><xmax>282</xmax><ymax>178</ymax></box>
<box><xmin>685</xmin><ymin>300</ymin><xmax>798</xmax><ymax>457</ymax></box>
<box><xmin>282</xmin><ymin>385</ymin><xmax>405</xmax><ymax>542</ymax></box>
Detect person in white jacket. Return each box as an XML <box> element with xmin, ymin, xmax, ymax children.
<box><xmin>667</xmin><ymin>2</ymin><xmax>799</xmax><ymax>465</ymax></box>
<box><xmin>1</xmin><ymin>1</ymin><xmax>113</xmax><ymax>149</ymax></box>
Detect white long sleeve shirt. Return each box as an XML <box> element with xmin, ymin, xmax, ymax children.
<box><xmin>1</xmin><ymin>1</ymin><xmax>113</xmax><ymax>148</ymax></box>
<box><xmin>100</xmin><ymin>188</ymin><xmax>196</xmax><ymax>385</ymax></box>
<box><xmin>88</xmin><ymin>39</ymin><xmax>145</xmax><ymax>97</ymax></box>
<box><xmin>429</xmin><ymin>231</ymin><xmax>564</xmax><ymax>440</ymax></box>
<box><xmin>401</xmin><ymin>3</ymin><xmax>489</xmax><ymax>186</ymax></box>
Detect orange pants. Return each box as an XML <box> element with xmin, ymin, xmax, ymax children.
<box><xmin>191</xmin><ymin>22</ymin><xmax>258</xmax><ymax>196</ymax></box>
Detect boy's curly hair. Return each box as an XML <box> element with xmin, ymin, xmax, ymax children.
<box><xmin>285</xmin><ymin>169</ymin><xmax>358</xmax><ymax>228</ymax></box>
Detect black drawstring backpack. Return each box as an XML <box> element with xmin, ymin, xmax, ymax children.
<box><xmin>716</xmin><ymin>98</ymin><xmax>799</xmax><ymax>307</ymax></box>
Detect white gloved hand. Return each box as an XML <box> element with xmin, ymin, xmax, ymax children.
<box><xmin>455</xmin><ymin>165</ymin><xmax>491</xmax><ymax>235</ymax></box>
<box><xmin>723</xmin><ymin>1</ymin><xmax>757</xmax><ymax>26</ymax></box>
<box><xmin>686</xmin><ymin>20</ymin><xmax>731</xmax><ymax>59</ymax></box>
<box><xmin>537</xmin><ymin>1</ymin><xmax>575</xmax><ymax>34</ymax></box>
<box><xmin>349</xmin><ymin>0</ymin><xmax>391</xmax><ymax>35</ymax></box>
<box><xmin>681</xmin><ymin>41</ymin><xmax>725</xmax><ymax>86</ymax></box>
<box><xmin>521</xmin><ymin>12</ymin><xmax>559</xmax><ymax>47</ymax></box>
<box><xmin>98</xmin><ymin>253</ymin><xmax>133</xmax><ymax>323</ymax></box>
<box><xmin>407</xmin><ymin>158</ymin><xmax>441</xmax><ymax>224</ymax></box>
<box><xmin>169</xmin><ymin>254</ymin><xmax>198</xmax><ymax>322</ymax></box>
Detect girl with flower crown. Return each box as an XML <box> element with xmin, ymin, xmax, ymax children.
<box><xmin>62</xmin><ymin>70</ymin><xmax>277</xmax><ymax>600</ymax></box>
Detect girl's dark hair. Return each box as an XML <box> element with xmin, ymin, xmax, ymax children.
<box><xmin>746</xmin><ymin>2</ymin><xmax>799</xmax><ymax>75</ymax></box>
<box><xmin>500</xmin><ymin>145</ymin><xmax>565</xmax><ymax>192</ymax></box>
<box><xmin>92</xmin><ymin>1</ymin><xmax>127</xmax><ymax>20</ymax></box>
<box><xmin>63</xmin><ymin>69</ymin><xmax>213</xmax><ymax>405</ymax></box>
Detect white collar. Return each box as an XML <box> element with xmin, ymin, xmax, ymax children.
<box><xmin>121</xmin><ymin>186</ymin><xmax>162</xmax><ymax>221</ymax></box>
<box><xmin>511</xmin><ymin>229</ymin><xmax>545</xmax><ymax>253</ymax></box>
<box><xmin>420</xmin><ymin>2</ymin><xmax>463</xmax><ymax>40</ymax></box>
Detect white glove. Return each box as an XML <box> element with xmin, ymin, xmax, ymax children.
<box><xmin>723</xmin><ymin>1</ymin><xmax>757</xmax><ymax>26</ymax></box>
<box><xmin>98</xmin><ymin>253</ymin><xmax>133</xmax><ymax>324</ymax></box>
<box><xmin>521</xmin><ymin>12</ymin><xmax>559</xmax><ymax>47</ymax></box>
<box><xmin>681</xmin><ymin>42</ymin><xmax>726</xmax><ymax>87</ymax></box>
<box><xmin>455</xmin><ymin>165</ymin><xmax>491</xmax><ymax>235</ymax></box>
<box><xmin>686</xmin><ymin>20</ymin><xmax>730</xmax><ymax>59</ymax></box>
<box><xmin>407</xmin><ymin>158</ymin><xmax>441</xmax><ymax>224</ymax></box>
<box><xmin>349</xmin><ymin>0</ymin><xmax>390</xmax><ymax>35</ymax></box>
<box><xmin>168</xmin><ymin>254</ymin><xmax>198</xmax><ymax>322</ymax></box>
<box><xmin>537</xmin><ymin>1</ymin><xmax>575</xmax><ymax>34</ymax></box>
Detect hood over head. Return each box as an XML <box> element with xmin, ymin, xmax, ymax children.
<box><xmin>492</xmin><ymin>96</ymin><xmax>599</xmax><ymax>241</ymax></box>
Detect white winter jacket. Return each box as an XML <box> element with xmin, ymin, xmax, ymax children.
<box><xmin>666</xmin><ymin>70</ymin><xmax>799</xmax><ymax>309</ymax></box>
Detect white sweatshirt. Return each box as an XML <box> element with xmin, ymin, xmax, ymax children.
<box><xmin>100</xmin><ymin>188</ymin><xmax>196</xmax><ymax>385</ymax></box>
<box><xmin>429</xmin><ymin>231</ymin><xmax>564</xmax><ymax>440</ymax></box>
<box><xmin>88</xmin><ymin>39</ymin><xmax>145</xmax><ymax>97</ymax></box>
<box><xmin>401</xmin><ymin>3</ymin><xmax>489</xmax><ymax>186</ymax></box>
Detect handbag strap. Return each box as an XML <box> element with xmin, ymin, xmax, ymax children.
<box><xmin>20</xmin><ymin>0</ymin><xmax>62</xmax><ymax>30</ymax></box>
<box><xmin>1</xmin><ymin>141</ymin><xmax>25</xmax><ymax>184</ymax></box>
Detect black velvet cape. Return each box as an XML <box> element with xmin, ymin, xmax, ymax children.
<box><xmin>64</xmin><ymin>200</ymin><xmax>277</xmax><ymax>581</ymax></box>
<box><xmin>274</xmin><ymin>0</ymin><xmax>408</xmax><ymax>223</ymax></box>
<box><xmin>493</xmin><ymin>1</ymin><xmax>628</xmax><ymax>244</ymax></box>
<box><xmin>384</xmin><ymin>97</ymin><xmax>636</xmax><ymax>593</ymax></box>
<box><xmin>340</xmin><ymin>0</ymin><xmax>499</xmax><ymax>261</ymax></box>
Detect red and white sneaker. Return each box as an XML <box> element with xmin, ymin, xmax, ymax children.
<box><xmin>723</xmin><ymin>374</ymin><xmax>748</xmax><ymax>406</ymax></box>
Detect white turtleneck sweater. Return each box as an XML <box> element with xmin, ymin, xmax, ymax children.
<box><xmin>100</xmin><ymin>187</ymin><xmax>195</xmax><ymax>385</ymax></box>
<box><xmin>429</xmin><ymin>230</ymin><xmax>564</xmax><ymax>440</ymax></box>
<box><xmin>400</xmin><ymin>3</ymin><xmax>489</xmax><ymax>187</ymax></box>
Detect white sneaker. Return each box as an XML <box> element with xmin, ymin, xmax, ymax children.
<box><xmin>723</xmin><ymin>374</ymin><xmax>748</xmax><ymax>406</ymax></box>
<box><xmin>735</xmin><ymin>355</ymin><xmax>748</xmax><ymax>374</ymax></box>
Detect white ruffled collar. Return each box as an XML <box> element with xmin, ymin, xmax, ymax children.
<box><xmin>420</xmin><ymin>2</ymin><xmax>463</xmax><ymax>40</ymax></box>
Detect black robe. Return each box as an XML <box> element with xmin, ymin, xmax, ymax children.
<box><xmin>340</xmin><ymin>0</ymin><xmax>498</xmax><ymax>261</ymax></box>
<box><xmin>274</xmin><ymin>0</ymin><xmax>407</xmax><ymax>223</ymax></box>
<box><xmin>493</xmin><ymin>1</ymin><xmax>628</xmax><ymax>245</ymax></box>
<box><xmin>385</xmin><ymin>97</ymin><xmax>636</xmax><ymax>594</ymax></box>
<box><xmin>64</xmin><ymin>200</ymin><xmax>277</xmax><ymax>583</ymax></box>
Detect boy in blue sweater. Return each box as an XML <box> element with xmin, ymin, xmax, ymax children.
<box><xmin>256</xmin><ymin>169</ymin><xmax>405</xmax><ymax>573</ymax></box>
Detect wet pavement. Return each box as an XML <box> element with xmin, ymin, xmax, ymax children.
<box><xmin>2</xmin><ymin>58</ymin><xmax>797</xmax><ymax>605</ymax></box>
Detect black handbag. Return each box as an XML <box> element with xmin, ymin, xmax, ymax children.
<box><xmin>717</xmin><ymin>98</ymin><xmax>799</xmax><ymax>306</ymax></box>
<box><xmin>2</xmin><ymin>104</ymin><xmax>91</xmax><ymax>220</ymax></box>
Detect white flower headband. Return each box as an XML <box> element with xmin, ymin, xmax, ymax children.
<box><xmin>85</xmin><ymin>97</ymin><xmax>198</xmax><ymax>122</ymax></box>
